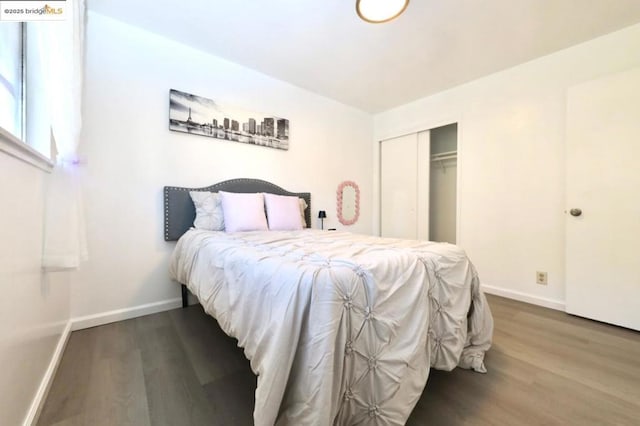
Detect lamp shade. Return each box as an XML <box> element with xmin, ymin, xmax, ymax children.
<box><xmin>318</xmin><ymin>210</ymin><xmax>327</xmax><ymax>219</ymax></box>
<box><xmin>356</xmin><ymin>0</ymin><xmax>409</xmax><ymax>23</ymax></box>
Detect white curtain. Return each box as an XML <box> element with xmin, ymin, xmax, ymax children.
<box><xmin>40</xmin><ymin>0</ymin><xmax>87</xmax><ymax>270</ymax></box>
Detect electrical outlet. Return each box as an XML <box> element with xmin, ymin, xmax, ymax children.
<box><xmin>536</xmin><ymin>271</ymin><xmax>548</xmax><ymax>285</ymax></box>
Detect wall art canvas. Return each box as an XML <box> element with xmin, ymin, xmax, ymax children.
<box><xmin>169</xmin><ymin>89</ymin><xmax>290</xmax><ymax>150</ymax></box>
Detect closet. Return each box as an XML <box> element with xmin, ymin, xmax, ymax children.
<box><xmin>380</xmin><ymin>123</ymin><xmax>457</xmax><ymax>243</ymax></box>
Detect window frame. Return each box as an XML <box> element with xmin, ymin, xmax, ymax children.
<box><xmin>19</xmin><ymin>22</ymin><xmax>26</xmax><ymax>142</ymax></box>
<box><xmin>0</xmin><ymin>23</ymin><xmax>53</xmax><ymax>172</ymax></box>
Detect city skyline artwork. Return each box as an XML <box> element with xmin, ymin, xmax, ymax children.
<box><xmin>169</xmin><ymin>89</ymin><xmax>290</xmax><ymax>150</ymax></box>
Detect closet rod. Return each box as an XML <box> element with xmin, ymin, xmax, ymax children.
<box><xmin>430</xmin><ymin>150</ymin><xmax>457</xmax><ymax>161</ymax></box>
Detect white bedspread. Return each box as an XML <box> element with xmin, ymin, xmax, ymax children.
<box><xmin>169</xmin><ymin>229</ymin><xmax>493</xmax><ymax>425</ymax></box>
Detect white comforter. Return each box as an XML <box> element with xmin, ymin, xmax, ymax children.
<box><xmin>169</xmin><ymin>229</ymin><xmax>493</xmax><ymax>425</ymax></box>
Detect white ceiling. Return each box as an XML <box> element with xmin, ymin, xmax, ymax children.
<box><xmin>88</xmin><ymin>0</ymin><xmax>640</xmax><ymax>113</ymax></box>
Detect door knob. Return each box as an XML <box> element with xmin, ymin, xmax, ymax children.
<box><xmin>569</xmin><ymin>208</ymin><xmax>582</xmax><ymax>217</ymax></box>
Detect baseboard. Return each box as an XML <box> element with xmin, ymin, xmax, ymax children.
<box><xmin>71</xmin><ymin>298</ymin><xmax>182</xmax><ymax>331</ymax></box>
<box><xmin>481</xmin><ymin>284</ymin><xmax>566</xmax><ymax>311</ymax></box>
<box><xmin>23</xmin><ymin>320</ymin><xmax>72</xmax><ymax>426</ymax></box>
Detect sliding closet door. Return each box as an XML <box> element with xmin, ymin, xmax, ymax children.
<box><xmin>416</xmin><ymin>131</ymin><xmax>431</xmax><ymax>240</ymax></box>
<box><xmin>380</xmin><ymin>134</ymin><xmax>417</xmax><ymax>238</ymax></box>
<box><xmin>380</xmin><ymin>132</ymin><xmax>430</xmax><ymax>239</ymax></box>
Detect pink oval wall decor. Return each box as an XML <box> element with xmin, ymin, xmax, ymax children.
<box><xmin>336</xmin><ymin>180</ymin><xmax>360</xmax><ymax>226</ymax></box>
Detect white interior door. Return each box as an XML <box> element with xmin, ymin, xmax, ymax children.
<box><xmin>380</xmin><ymin>134</ymin><xmax>418</xmax><ymax>239</ymax></box>
<box><xmin>565</xmin><ymin>67</ymin><xmax>640</xmax><ymax>331</ymax></box>
<box><xmin>380</xmin><ymin>132</ymin><xmax>431</xmax><ymax>239</ymax></box>
<box><xmin>416</xmin><ymin>131</ymin><xmax>431</xmax><ymax>240</ymax></box>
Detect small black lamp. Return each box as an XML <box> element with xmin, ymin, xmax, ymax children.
<box><xmin>318</xmin><ymin>210</ymin><xmax>327</xmax><ymax>230</ymax></box>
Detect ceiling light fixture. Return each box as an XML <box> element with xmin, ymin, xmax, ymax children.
<box><xmin>356</xmin><ymin>0</ymin><xmax>409</xmax><ymax>24</ymax></box>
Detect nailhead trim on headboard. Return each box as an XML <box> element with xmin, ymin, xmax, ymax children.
<box><xmin>164</xmin><ymin>185</ymin><xmax>192</xmax><ymax>240</ymax></box>
<box><xmin>163</xmin><ymin>178</ymin><xmax>312</xmax><ymax>241</ymax></box>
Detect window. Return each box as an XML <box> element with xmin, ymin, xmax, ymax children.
<box><xmin>0</xmin><ymin>23</ymin><xmax>24</xmax><ymax>140</ymax></box>
<box><xmin>0</xmin><ymin>23</ymin><xmax>54</xmax><ymax>169</ymax></box>
<box><xmin>1</xmin><ymin>10</ymin><xmax>83</xmax><ymax>167</ymax></box>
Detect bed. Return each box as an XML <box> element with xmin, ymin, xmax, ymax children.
<box><xmin>165</xmin><ymin>178</ymin><xmax>493</xmax><ymax>426</ymax></box>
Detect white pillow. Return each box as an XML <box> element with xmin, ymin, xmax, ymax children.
<box><xmin>264</xmin><ymin>193</ymin><xmax>304</xmax><ymax>231</ymax></box>
<box><xmin>219</xmin><ymin>191</ymin><xmax>268</xmax><ymax>232</ymax></box>
<box><xmin>189</xmin><ymin>191</ymin><xmax>225</xmax><ymax>231</ymax></box>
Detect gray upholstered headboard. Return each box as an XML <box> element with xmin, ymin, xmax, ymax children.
<box><xmin>164</xmin><ymin>178</ymin><xmax>312</xmax><ymax>241</ymax></box>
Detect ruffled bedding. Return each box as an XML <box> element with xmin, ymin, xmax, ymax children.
<box><xmin>169</xmin><ymin>229</ymin><xmax>493</xmax><ymax>425</ymax></box>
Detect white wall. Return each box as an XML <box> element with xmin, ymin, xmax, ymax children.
<box><xmin>0</xmin><ymin>143</ymin><xmax>71</xmax><ymax>425</ymax></box>
<box><xmin>71</xmin><ymin>13</ymin><xmax>373</xmax><ymax>319</ymax></box>
<box><xmin>374</xmin><ymin>23</ymin><xmax>640</xmax><ymax>308</ymax></box>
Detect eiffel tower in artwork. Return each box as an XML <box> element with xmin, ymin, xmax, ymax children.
<box><xmin>186</xmin><ymin>107</ymin><xmax>198</xmax><ymax>129</ymax></box>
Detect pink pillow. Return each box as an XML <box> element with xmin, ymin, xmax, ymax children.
<box><xmin>264</xmin><ymin>193</ymin><xmax>304</xmax><ymax>231</ymax></box>
<box><xmin>219</xmin><ymin>191</ymin><xmax>268</xmax><ymax>232</ymax></box>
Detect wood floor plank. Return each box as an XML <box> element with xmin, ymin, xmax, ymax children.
<box><xmin>531</xmin><ymin>367</ymin><xmax>640</xmax><ymax>425</ymax></box>
<box><xmin>37</xmin><ymin>329</ymin><xmax>97</xmax><ymax>426</ymax></box>
<box><xmin>138</xmin><ymin>322</ymin><xmax>215</xmax><ymax>426</ymax></box>
<box><xmin>492</xmin><ymin>323</ymin><xmax>640</xmax><ymax>405</ymax></box>
<box><xmin>135</xmin><ymin>310</ymin><xmax>173</xmax><ymax>333</ymax></box>
<box><xmin>489</xmin><ymin>295</ymin><xmax>638</xmax><ymax>342</ymax></box>
<box><xmin>169</xmin><ymin>306</ymin><xmax>248</xmax><ymax>386</ymax></box>
<box><xmin>47</xmin><ymin>414</ymin><xmax>84</xmax><ymax>426</ymax></box>
<box><xmin>93</xmin><ymin>319</ymin><xmax>140</xmax><ymax>360</ymax></box>
<box><xmin>202</xmin><ymin>367</ymin><xmax>256</xmax><ymax>426</ymax></box>
<box><xmin>80</xmin><ymin>349</ymin><xmax>150</xmax><ymax>426</ymax></box>
<box><xmin>410</xmin><ymin>354</ymin><xmax>557</xmax><ymax>425</ymax></box>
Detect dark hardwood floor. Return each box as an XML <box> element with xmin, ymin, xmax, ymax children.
<box><xmin>37</xmin><ymin>295</ymin><xmax>640</xmax><ymax>425</ymax></box>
